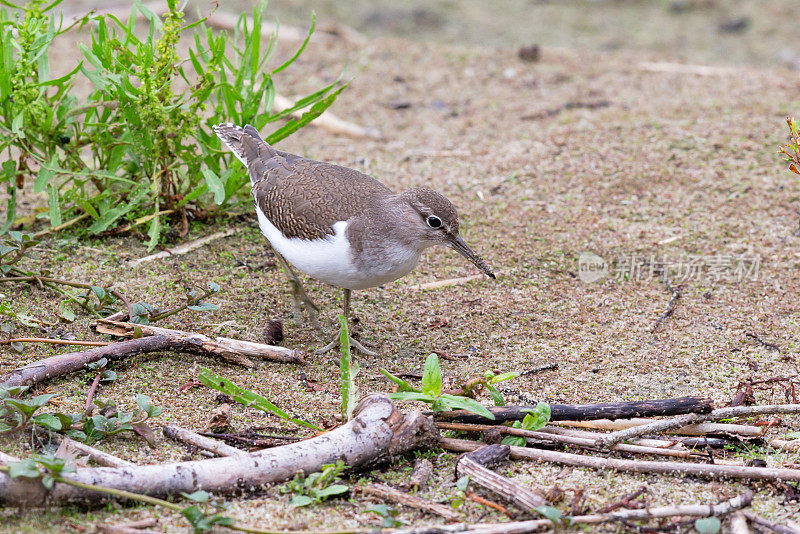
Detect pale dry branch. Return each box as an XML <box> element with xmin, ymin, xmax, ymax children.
<box><xmin>162</xmin><ymin>425</ymin><xmax>246</xmax><ymax>457</ymax></box>
<box><xmin>0</xmin><ymin>395</ymin><xmax>437</xmax><ymax>506</ymax></box>
<box><xmin>456</xmin><ymin>445</ymin><xmax>547</xmax><ymax>514</ymax></box>
<box><xmin>95</xmin><ymin>319</ymin><xmax>305</xmax><ymax>366</ymax></box>
<box><xmin>272</xmin><ymin>94</ymin><xmax>382</xmax><ymax>140</ymax></box>
<box><xmin>359</xmin><ymin>483</ymin><xmax>459</xmax><ymax>521</ymax></box>
<box><xmin>441</xmin><ymin>438</ymin><xmax>800</xmax><ymax>483</ymax></box>
<box><xmin>596</xmin><ymin>404</ymin><xmax>800</xmax><ymax>448</ymax></box>
<box><xmin>127</xmin><ymin>229</ymin><xmax>239</xmax><ymax>268</ymax></box>
<box><xmin>393</xmin><ymin>490</ymin><xmax>753</xmax><ymax>534</ymax></box>
<box><xmin>437</xmin><ymin>422</ymin><xmax>696</xmax><ymax>459</ymax></box>
<box><xmin>559</xmin><ymin>418</ymin><xmax>762</xmax><ymax>437</ymax></box>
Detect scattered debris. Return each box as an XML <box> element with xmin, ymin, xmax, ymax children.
<box><xmin>517</xmin><ymin>44</ymin><xmax>540</xmax><ymax>62</ymax></box>
<box><xmin>407</xmin><ymin>458</ymin><xmax>433</xmax><ymax>491</ymax></box>
<box><xmin>127</xmin><ymin>229</ymin><xmax>239</xmax><ymax>268</ymax></box>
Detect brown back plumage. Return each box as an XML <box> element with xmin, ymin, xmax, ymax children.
<box><xmin>213</xmin><ymin>123</ymin><xmax>393</xmax><ymax>241</ymax></box>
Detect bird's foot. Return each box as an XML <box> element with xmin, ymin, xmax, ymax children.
<box><xmin>287</xmin><ymin>279</ymin><xmax>323</xmax><ymax>334</ymax></box>
<box><xmin>316</xmin><ymin>327</ymin><xmax>377</xmax><ymax>356</ymax></box>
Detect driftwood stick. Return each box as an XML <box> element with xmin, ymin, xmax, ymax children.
<box><xmin>1</xmin><ymin>336</ymin><xmax>177</xmax><ymax>388</ymax></box>
<box><xmin>456</xmin><ymin>445</ymin><xmax>547</xmax><ymax>513</ymax></box>
<box><xmin>441</xmin><ymin>438</ymin><xmax>800</xmax><ymax>483</ymax></box>
<box><xmin>730</xmin><ymin>512</ymin><xmax>750</xmax><ymax>534</ymax></box>
<box><xmin>742</xmin><ymin>512</ymin><xmax>800</xmax><ymax>534</ymax></box>
<box><xmin>96</xmin><ymin>518</ymin><xmax>159</xmax><ymax>534</ymax></box>
<box><xmin>559</xmin><ymin>418</ymin><xmax>762</xmax><ymax>437</ymax></box>
<box><xmin>272</xmin><ymin>94</ymin><xmax>382</xmax><ymax>140</ymax></box>
<box><xmin>53</xmin><ymin>436</ymin><xmax>134</xmax><ymax>468</ymax></box>
<box><xmin>393</xmin><ymin>491</ymin><xmax>753</xmax><ymax>534</ymax></box>
<box><xmin>127</xmin><ymin>229</ymin><xmax>239</xmax><ymax>267</ymax></box>
<box><xmin>769</xmin><ymin>438</ymin><xmax>800</xmax><ymax>452</ymax></box>
<box><xmin>95</xmin><ymin>319</ymin><xmax>305</xmax><ymax>365</ymax></box>
<box><xmin>408</xmin><ymin>458</ymin><xmax>433</xmax><ymax>490</ymax></box>
<box><xmin>597</xmin><ymin>404</ymin><xmax>800</xmax><ymax>448</ymax></box>
<box><xmin>0</xmin><ymin>395</ymin><xmax>437</xmax><ymax>506</ymax></box>
<box><xmin>437</xmin><ymin>422</ymin><xmax>696</xmax><ymax>459</ymax></box>
<box><xmin>409</xmin><ymin>271</ymin><xmax>504</xmax><ymax>291</ymax></box>
<box><xmin>359</xmin><ymin>483</ymin><xmax>459</xmax><ymax>521</ymax></box>
<box><xmin>435</xmin><ymin>397</ymin><xmax>714</xmax><ymax>424</ymax></box>
<box><xmin>162</xmin><ymin>425</ymin><xmax>246</xmax><ymax>457</ymax></box>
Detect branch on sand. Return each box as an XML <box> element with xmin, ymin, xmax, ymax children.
<box><xmin>1</xmin><ymin>321</ymin><xmax>304</xmax><ymax>388</ymax></box>
<box><xmin>392</xmin><ymin>491</ymin><xmax>753</xmax><ymax>534</ymax></box>
<box><xmin>358</xmin><ymin>483</ymin><xmax>459</xmax><ymax>521</ymax></box>
<box><xmin>455</xmin><ymin>445</ymin><xmax>547</xmax><ymax>514</ymax></box>
<box><xmin>434</xmin><ymin>396</ymin><xmax>714</xmax><ymax>424</ymax></box>
<box><xmin>0</xmin><ymin>395</ymin><xmax>437</xmax><ymax>506</ymax></box>
<box><xmin>95</xmin><ymin>319</ymin><xmax>305</xmax><ymax>367</ymax></box>
<box><xmin>442</xmin><ymin>438</ymin><xmax>800</xmax><ymax>483</ymax></box>
<box><xmin>596</xmin><ymin>403</ymin><xmax>800</xmax><ymax>449</ymax></box>
<box><xmin>162</xmin><ymin>425</ymin><xmax>246</xmax><ymax>458</ymax></box>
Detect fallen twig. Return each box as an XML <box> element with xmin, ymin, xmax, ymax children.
<box><xmin>127</xmin><ymin>229</ymin><xmax>239</xmax><ymax>268</ymax></box>
<box><xmin>162</xmin><ymin>424</ymin><xmax>246</xmax><ymax>457</ymax></box>
<box><xmin>730</xmin><ymin>512</ymin><xmax>750</xmax><ymax>534</ymax></box>
<box><xmin>392</xmin><ymin>490</ymin><xmax>753</xmax><ymax>534</ymax></box>
<box><xmin>0</xmin><ymin>395</ymin><xmax>437</xmax><ymax>506</ymax></box>
<box><xmin>272</xmin><ymin>94</ymin><xmax>382</xmax><ymax>140</ymax></box>
<box><xmin>638</xmin><ymin>61</ymin><xmax>739</xmax><ymax>76</ymax></box>
<box><xmin>435</xmin><ymin>396</ymin><xmax>714</xmax><ymax>424</ymax></box>
<box><xmin>560</xmin><ymin>417</ymin><xmax>762</xmax><ymax>437</ymax></box>
<box><xmin>651</xmin><ymin>280</ymin><xmax>681</xmax><ymax>333</ymax></box>
<box><xmin>437</xmin><ymin>422</ymin><xmax>696</xmax><ymax>459</ymax></box>
<box><xmin>456</xmin><ymin>445</ymin><xmax>547</xmax><ymax>514</ymax></box>
<box><xmin>53</xmin><ymin>436</ymin><xmax>133</xmax><ymax>468</ymax></box>
<box><xmin>770</xmin><ymin>438</ymin><xmax>800</xmax><ymax>452</ymax></box>
<box><xmin>742</xmin><ymin>512</ymin><xmax>800</xmax><ymax>534</ymax></box>
<box><xmin>596</xmin><ymin>404</ymin><xmax>800</xmax><ymax>449</ymax></box>
<box><xmin>96</xmin><ymin>518</ymin><xmax>158</xmax><ymax>534</ymax></box>
<box><xmin>359</xmin><ymin>483</ymin><xmax>459</xmax><ymax>521</ymax></box>
<box><xmin>442</xmin><ymin>438</ymin><xmax>800</xmax><ymax>483</ymax></box>
<box><xmin>408</xmin><ymin>458</ymin><xmax>433</xmax><ymax>490</ymax></box>
<box><xmin>95</xmin><ymin>319</ymin><xmax>305</xmax><ymax>366</ymax></box>
<box><xmin>409</xmin><ymin>271</ymin><xmax>504</xmax><ymax>291</ymax></box>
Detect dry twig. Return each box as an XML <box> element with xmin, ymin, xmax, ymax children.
<box><xmin>596</xmin><ymin>404</ymin><xmax>800</xmax><ymax>448</ymax></box>
<box><xmin>442</xmin><ymin>438</ymin><xmax>800</xmax><ymax>483</ymax></box>
<box><xmin>162</xmin><ymin>425</ymin><xmax>246</xmax><ymax>457</ymax></box>
<box><xmin>359</xmin><ymin>483</ymin><xmax>459</xmax><ymax>521</ymax></box>
<box><xmin>127</xmin><ymin>229</ymin><xmax>239</xmax><ymax>267</ymax></box>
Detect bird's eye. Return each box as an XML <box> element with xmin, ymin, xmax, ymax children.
<box><xmin>426</xmin><ymin>215</ymin><xmax>442</xmax><ymax>228</ymax></box>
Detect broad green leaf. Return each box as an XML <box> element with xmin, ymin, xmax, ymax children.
<box><xmin>33</xmin><ymin>413</ymin><xmax>62</xmax><ymax>431</ymax></box>
<box><xmin>379</xmin><ymin>369</ymin><xmax>421</xmax><ymax>393</ymax></box>
<box><xmin>7</xmin><ymin>459</ymin><xmax>40</xmax><ymax>479</ymax></box>
<box><xmin>440</xmin><ymin>394</ymin><xmax>495</xmax><ymax>420</ymax></box>
<box><xmin>421</xmin><ymin>353</ymin><xmax>442</xmax><ymax>397</ymax></box>
<box><xmin>290</xmin><ymin>495</ymin><xmax>314</xmax><ymax>507</ymax></box>
<box><xmin>534</xmin><ymin>505</ymin><xmax>562</xmax><ymax>524</ymax></box>
<box><xmin>34</xmin><ymin>155</ymin><xmax>58</xmax><ymax>193</ymax></box>
<box><xmin>201</xmin><ymin>168</ymin><xmax>225</xmax><ymax>204</ymax></box>
<box><xmin>520</xmin><ymin>403</ymin><xmax>551</xmax><ymax>431</ymax></box>
<box><xmin>694</xmin><ymin>517</ymin><xmax>721</xmax><ymax>534</ymax></box>
<box><xmin>47</xmin><ymin>184</ymin><xmax>61</xmax><ymax>226</ymax></box>
<box><xmin>181</xmin><ymin>490</ymin><xmax>210</xmax><ymax>503</ymax></box>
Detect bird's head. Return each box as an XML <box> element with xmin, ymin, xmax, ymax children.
<box><xmin>399</xmin><ymin>187</ymin><xmax>495</xmax><ymax>279</ymax></box>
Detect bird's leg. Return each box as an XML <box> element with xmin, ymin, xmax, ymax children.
<box><xmin>274</xmin><ymin>251</ymin><xmax>322</xmax><ymax>334</ymax></box>
<box><xmin>316</xmin><ymin>288</ymin><xmax>377</xmax><ymax>356</ymax></box>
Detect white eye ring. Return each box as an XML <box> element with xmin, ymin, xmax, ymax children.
<box><xmin>426</xmin><ymin>215</ymin><xmax>442</xmax><ymax>228</ymax></box>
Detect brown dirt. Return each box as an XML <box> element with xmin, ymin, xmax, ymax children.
<box><xmin>2</xmin><ymin>1</ymin><xmax>800</xmax><ymax>532</ymax></box>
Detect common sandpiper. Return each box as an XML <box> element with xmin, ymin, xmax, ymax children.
<box><xmin>213</xmin><ymin>123</ymin><xmax>495</xmax><ymax>355</ymax></box>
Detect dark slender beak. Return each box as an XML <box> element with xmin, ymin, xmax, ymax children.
<box><xmin>449</xmin><ymin>235</ymin><xmax>496</xmax><ymax>279</ymax></box>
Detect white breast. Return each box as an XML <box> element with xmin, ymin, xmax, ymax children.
<box><xmin>255</xmin><ymin>205</ymin><xmax>420</xmax><ymax>290</ymax></box>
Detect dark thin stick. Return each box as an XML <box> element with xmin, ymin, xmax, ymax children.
<box><xmin>435</xmin><ymin>396</ymin><xmax>714</xmax><ymax>424</ymax></box>
<box><xmin>742</xmin><ymin>512</ymin><xmax>799</xmax><ymax>534</ymax></box>
<box><xmin>520</xmin><ymin>362</ymin><xmax>558</xmax><ymax>376</ymax></box>
<box><xmin>651</xmin><ymin>280</ymin><xmax>681</xmax><ymax>333</ymax></box>
<box><xmin>595</xmin><ymin>486</ymin><xmax>647</xmax><ymax>514</ymax></box>
<box><xmin>84</xmin><ymin>372</ymin><xmax>103</xmax><ymax>415</ymax></box>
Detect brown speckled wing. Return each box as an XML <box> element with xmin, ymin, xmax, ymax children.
<box><xmin>227</xmin><ymin>125</ymin><xmax>393</xmax><ymax>241</ymax></box>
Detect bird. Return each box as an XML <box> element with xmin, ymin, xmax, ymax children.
<box><xmin>213</xmin><ymin>123</ymin><xmax>495</xmax><ymax>355</ymax></box>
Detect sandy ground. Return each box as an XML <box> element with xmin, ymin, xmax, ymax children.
<box><xmin>2</xmin><ymin>1</ymin><xmax>800</xmax><ymax>532</ymax></box>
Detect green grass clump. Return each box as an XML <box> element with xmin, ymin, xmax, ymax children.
<box><xmin>0</xmin><ymin>0</ymin><xmax>345</xmax><ymax>247</ymax></box>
